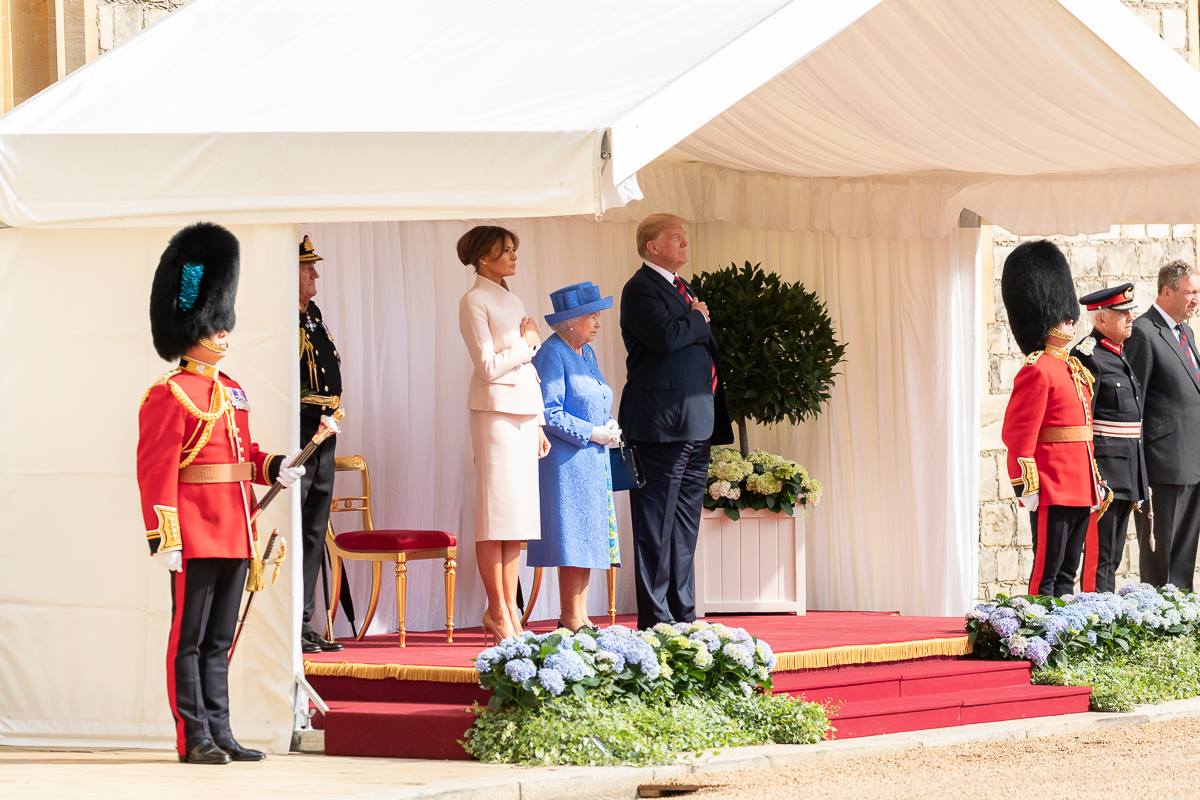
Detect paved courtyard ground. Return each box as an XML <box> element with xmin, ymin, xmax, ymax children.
<box><xmin>684</xmin><ymin>716</ymin><xmax>1200</xmax><ymax>800</ymax></box>
<box><xmin>7</xmin><ymin>703</ymin><xmax>1200</xmax><ymax>800</ymax></box>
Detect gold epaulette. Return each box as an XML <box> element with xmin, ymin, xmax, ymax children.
<box><xmin>1024</xmin><ymin>350</ymin><xmax>1044</xmax><ymax>366</ymax></box>
<box><xmin>138</xmin><ymin>369</ymin><xmax>182</xmax><ymax>408</ymax></box>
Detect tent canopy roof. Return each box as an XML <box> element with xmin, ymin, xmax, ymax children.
<box><xmin>2</xmin><ymin>0</ymin><xmax>1200</xmax><ymax>232</ymax></box>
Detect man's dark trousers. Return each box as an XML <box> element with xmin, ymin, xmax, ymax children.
<box><xmin>630</xmin><ymin>439</ymin><xmax>711</xmax><ymax>630</ymax></box>
<box><xmin>300</xmin><ymin>412</ymin><xmax>336</xmax><ymax>636</ymax></box>
<box><xmin>1135</xmin><ymin>485</ymin><xmax>1200</xmax><ymax>590</ymax></box>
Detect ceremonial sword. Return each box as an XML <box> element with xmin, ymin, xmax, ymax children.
<box><xmin>228</xmin><ymin>408</ymin><xmax>345</xmax><ymax>662</ymax></box>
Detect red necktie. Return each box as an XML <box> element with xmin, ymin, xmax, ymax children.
<box><xmin>674</xmin><ymin>276</ymin><xmax>718</xmax><ymax>395</ymax></box>
<box><xmin>1177</xmin><ymin>324</ymin><xmax>1200</xmax><ymax>381</ymax></box>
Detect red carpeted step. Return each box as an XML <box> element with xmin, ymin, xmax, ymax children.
<box><xmin>958</xmin><ymin>684</ymin><xmax>1092</xmax><ymax>725</ymax></box>
<box><xmin>773</xmin><ymin>658</ymin><xmax>1032</xmax><ymax>705</ymax></box>
<box><xmin>826</xmin><ymin>683</ymin><xmax>1092</xmax><ymax>739</ymax></box>
<box><xmin>309</xmin><ymin>675</ymin><xmax>489</xmax><ymax>706</ymax></box>
<box><xmin>322</xmin><ymin>701</ymin><xmax>477</xmax><ymax>760</ymax></box>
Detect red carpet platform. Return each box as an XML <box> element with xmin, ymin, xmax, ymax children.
<box><xmin>303</xmin><ymin>612</ymin><xmax>1091</xmax><ymax>759</ymax></box>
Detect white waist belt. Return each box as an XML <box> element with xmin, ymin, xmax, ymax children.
<box><xmin>1094</xmin><ymin>420</ymin><xmax>1141</xmax><ymax>439</ymax></box>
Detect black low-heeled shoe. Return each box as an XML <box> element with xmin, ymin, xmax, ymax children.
<box><xmin>181</xmin><ymin>740</ymin><xmax>231</xmax><ymax>765</ymax></box>
<box><xmin>214</xmin><ymin>739</ymin><xmax>266</xmax><ymax>762</ymax></box>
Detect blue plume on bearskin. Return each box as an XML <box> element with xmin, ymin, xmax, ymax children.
<box><xmin>150</xmin><ymin>223</ymin><xmax>240</xmax><ymax>360</ymax></box>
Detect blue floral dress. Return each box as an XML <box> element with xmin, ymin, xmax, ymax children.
<box><xmin>527</xmin><ymin>334</ymin><xmax>621</xmax><ymax>569</ymax></box>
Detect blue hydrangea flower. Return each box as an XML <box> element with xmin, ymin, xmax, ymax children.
<box><xmin>991</xmin><ymin>616</ymin><xmax>1020</xmax><ymax>638</ymax></box>
<box><xmin>503</xmin><ymin>658</ymin><xmax>537</xmax><ymax>683</ymax></box>
<box><xmin>544</xmin><ymin>650</ymin><xmax>591</xmax><ymax>682</ymax></box>
<box><xmin>1024</xmin><ymin>635</ymin><xmax>1051</xmax><ymax>666</ymax></box>
<box><xmin>537</xmin><ymin>667</ymin><xmax>566</xmax><ymax>696</ymax></box>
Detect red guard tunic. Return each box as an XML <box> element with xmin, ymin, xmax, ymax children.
<box><xmin>1002</xmin><ymin>346</ymin><xmax>1103</xmax><ymax>596</ymax></box>
<box><xmin>138</xmin><ymin>363</ymin><xmax>282</xmax><ymax>558</ymax></box>
<box><xmin>1002</xmin><ymin>348</ymin><xmax>1100</xmax><ymax>507</ymax></box>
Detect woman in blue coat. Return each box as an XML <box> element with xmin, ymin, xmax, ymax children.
<box><xmin>528</xmin><ymin>282</ymin><xmax>622</xmax><ymax>632</ymax></box>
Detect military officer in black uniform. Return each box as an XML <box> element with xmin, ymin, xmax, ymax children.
<box><xmin>299</xmin><ymin>235</ymin><xmax>344</xmax><ymax>653</ymax></box>
<box><xmin>1071</xmin><ymin>283</ymin><xmax>1149</xmax><ymax>593</ymax></box>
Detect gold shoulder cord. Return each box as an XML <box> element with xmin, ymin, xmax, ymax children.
<box><xmin>168</xmin><ymin>378</ymin><xmax>230</xmax><ymax>469</ymax></box>
<box><xmin>300</xmin><ymin>326</ymin><xmax>319</xmax><ymax>388</ymax></box>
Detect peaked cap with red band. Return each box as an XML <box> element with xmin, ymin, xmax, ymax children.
<box><xmin>1080</xmin><ymin>282</ymin><xmax>1135</xmax><ymax>312</ymax></box>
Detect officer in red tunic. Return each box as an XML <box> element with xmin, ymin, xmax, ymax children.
<box><xmin>138</xmin><ymin>223</ymin><xmax>304</xmax><ymax>764</ymax></box>
<box><xmin>1001</xmin><ymin>240</ymin><xmax>1107</xmax><ymax>597</ymax></box>
<box><xmin>1071</xmin><ymin>283</ymin><xmax>1148</xmax><ymax>592</ymax></box>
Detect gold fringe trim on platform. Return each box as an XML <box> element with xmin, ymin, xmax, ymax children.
<box><xmin>304</xmin><ymin>636</ymin><xmax>972</xmax><ymax>685</ymax></box>
<box><xmin>772</xmin><ymin>637</ymin><xmax>972</xmax><ymax>671</ymax></box>
<box><xmin>304</xmin><ymin>660</ymin><xmax>481</xmax><ymax>684</ymax></box>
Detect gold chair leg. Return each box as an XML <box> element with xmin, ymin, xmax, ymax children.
<box><xmin>521</xmin><ymin>567</ymin><xmax>544</xmax><ymax>626</ymax></box>
<box><xmin>444</xmin><ymin>557</ymin><xmax>456</xmax><ymax>643</ymax></box>
<box><xmin>356</xmin><ymin>561</ymin><xmax>383</xmax><ymax>641</ymax></box>
<box><xmin>325</xmin><ymin>553</ymin><xmax>344</xmax><ymax>640</ymax></box>
<box><xmin>607</xmin><ymin>566</ymin><xmax>617</xmax><ymax>627</ymax></box>
<box><xmin>396</xmin><ymin>560</ymin><xmax>408</xmax><ymax>648</ymax></box>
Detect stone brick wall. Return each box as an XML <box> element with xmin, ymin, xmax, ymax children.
<box><xmin>97</xmin><ymin>0</ymin><xmax>188</xmax><ymax>54</ymax></box>
<box><xmin>977</xmin><ymin>1</ymin><xmax>1198</xmax><ymax>602</ymax></box>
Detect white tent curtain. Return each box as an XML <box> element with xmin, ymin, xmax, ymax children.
<box><xmin>0</xmin><ymin>225</ymin><xmax>301</xmax><ymax>752</ymax></box>
<box><xmin>312</xmin><ymin>175</ymin><xmax>979</xmax><ymax>631</ymax></box>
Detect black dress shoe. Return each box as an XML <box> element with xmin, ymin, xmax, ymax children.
<box><xmin>303</xmin><ymin>630</ymin><xmax>343</xmax><ymax>652</ymax></box>
<box><xmin>301</xmin><ymin>638</ymin><xmax>321</xmax><ymax>654</ymax></box>
<box><xmin>181</xmin><ymin>740</ymin><xmax>231</xmax><ymax>765</ymax></box>
<box><xmin>214</xmin><ymin>740</ymin><xmax>266</xmax><ymax>762</ymax></box>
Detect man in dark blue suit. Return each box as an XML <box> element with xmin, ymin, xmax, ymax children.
<box><xmin>618</xmin><ymin>213</ymin><xmax>734</xmax><ymax>630</ymax></box>
<box><xmin>1125</xmin><ymin>260</ymin><xmax>1200</xmax><ymax>590</ymax></box>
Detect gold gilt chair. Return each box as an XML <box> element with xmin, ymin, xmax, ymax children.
<box><xmin>324</xmin><ymin>455</ymin><xmax>456</xmax><ymax>647</ymax></box>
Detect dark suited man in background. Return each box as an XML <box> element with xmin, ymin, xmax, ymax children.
<box><xmin>618</xmin><ymin>213</ymin><xmax>734</xmax><ymax>630</ymax></box>
<box><xmin>1125</xmin><ymin>260</ymin><xmax>1200</xmax><ymax>590</ymax></box>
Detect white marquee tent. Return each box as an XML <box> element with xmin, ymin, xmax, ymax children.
<box><xmin>4</xmin><ymin>0</ymin><xmax>1200</xmax><ymax>754</ymax></box>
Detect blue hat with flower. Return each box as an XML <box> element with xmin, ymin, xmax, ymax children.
<box><xmin>544</xmin><ymin>281</ymin><xmax>613</xmax><ymax>325</ymax></box>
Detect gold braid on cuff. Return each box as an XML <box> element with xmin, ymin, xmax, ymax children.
<box><xmin>1012</xmin><ymin>457</ymin><xmax>1039</xmax><ymax>496</ymax></box>
<box><xmin>149</xmin><ymin>505</ymin><xmax>183</xmax><ymax>550</ymax></box>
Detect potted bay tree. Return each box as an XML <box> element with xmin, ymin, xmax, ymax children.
<box><xmin>689</xmin><ymin>262</ymin><xmax>845</xmax><ymax>615</ymax></box>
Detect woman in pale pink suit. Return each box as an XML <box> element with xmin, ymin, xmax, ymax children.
<box><xmin>457</xmin><ymin>226</ymin><xmax>551</xmax><ymax>641</ymax></box>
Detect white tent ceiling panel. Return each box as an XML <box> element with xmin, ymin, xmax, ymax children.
<box><xmin>3</xmin><ymin>0</ymin><xmax>1200</xmax><ymax>232</ymax></box>
<box><xmin>669</xmin><ymin>0</ymin><xmax>1200</xmax><ymax>178</ymax></box>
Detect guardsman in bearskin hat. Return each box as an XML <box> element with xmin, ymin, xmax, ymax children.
<box><xmin>1001</xmin><ymin>240</ymin><xmax>1109</xmax><ymax>597</ymax></box>
<box><xmin>297</xmin><ymin>234</ymin><xmax>345</xmax><ymax>653</ymax></box>
<box><xmin>1071</xmin><ymin>284</ymin><xmax>1149</xmax><ymax>592</ymax></box>
<box><xmin>138</xmin><ymin>223</ymin><xmax>304</xmax><ymax>764</ymax></box>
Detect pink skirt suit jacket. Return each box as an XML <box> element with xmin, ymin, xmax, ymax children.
<box><xmin>458</xmin><ymin>275</ymin><xmax>545</xmax><ymax>541</ymax></box>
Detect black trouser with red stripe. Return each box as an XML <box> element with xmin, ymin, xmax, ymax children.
<box><xmin>167</xmin><ymin>557</ymin><xmax>247</xmax><ymax>757</ymax></box>
<box><xmin>1086</xmin><ymin>499</ymin><xmax>1133</xmax><ymax>594</ymax></box>
<box><xmin>1028</xmin><ymin>506</ymin><xmax>1089</xmax><ymax>597</ymax></box>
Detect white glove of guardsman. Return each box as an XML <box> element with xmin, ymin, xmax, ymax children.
<box><xmin>154</xmin><ymin>549</ymin><xmax>183</xmax><ymax>572</ymax></box>
<box><xmin>276</xmin><ymin>449</ymin><xmax>306</xmax><ymax>489</ymax></box>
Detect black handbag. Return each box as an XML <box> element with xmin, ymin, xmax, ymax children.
<box><xmin>609</xmin><ymin>441</ymin><xmax>646</xmax><ymax>491</ymax></box>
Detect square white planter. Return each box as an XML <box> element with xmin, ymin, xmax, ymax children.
<box><xmin>694</xmin><ymin>508</ymin><xmax>806</xmax><ymax>616</ymax></box>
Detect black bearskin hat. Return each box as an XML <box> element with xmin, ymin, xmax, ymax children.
<box><xmin>149</xmin><ymin>222</ymin><xmax>240</xmax><ymax>361</ymax></box>
<box><xmin>1000</xmin><ymin>240</ymin><xmax>1079</xmax><ymax>355</ymax></box>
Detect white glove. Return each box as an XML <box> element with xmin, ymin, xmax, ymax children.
<box><xmin>154</xmin><ymin>549</ymin><xmax>182</xmax><ymax>572</ymax></box>
<box><xmin>589</xmin><ymin>419</ymin><xmax>622</xmax><ymax>447</ymax></box>
<box><xmin>1017</xmin><ymin>492</ymin><xmax>1039</xmax><ymax>512</ymax></box>
<box><xmin>277</xmin><ymin>462</ymin><xmax>305</xmax><ymax>489</ymax></box>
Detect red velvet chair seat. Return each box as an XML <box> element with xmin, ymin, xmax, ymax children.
<box><xmin>334</xmin><ymin>529</ymin><xmax>458</xmax><ymax>552</ymax></box>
